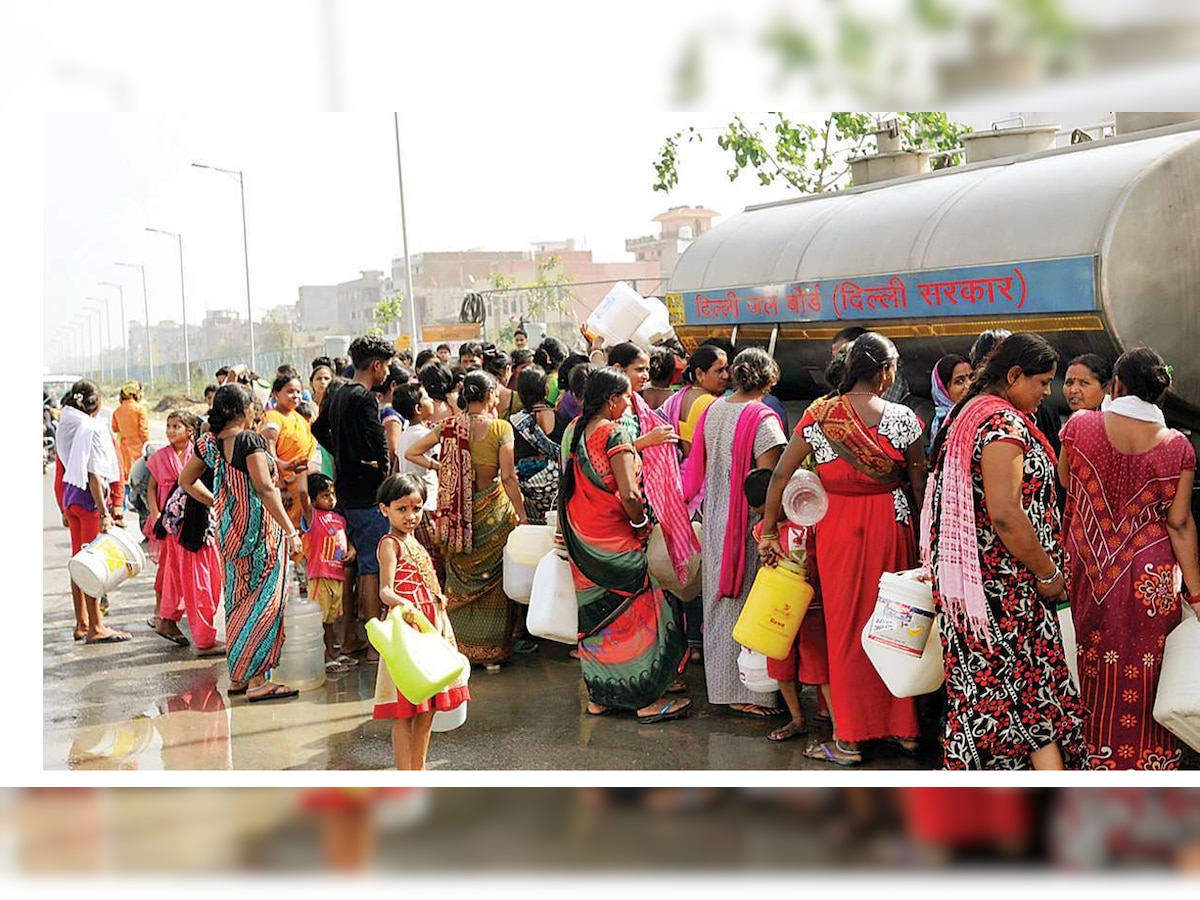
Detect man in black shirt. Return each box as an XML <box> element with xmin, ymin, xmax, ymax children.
<box><xmin>313</xmin><ymin>334</ymin><xmax>395</xmax><ymax>659</ymax></box>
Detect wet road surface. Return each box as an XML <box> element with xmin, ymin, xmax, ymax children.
<box><xmin>43</xmin><ymin>468</ymin><xmax>931</xmax><ymax>771</ymax></box>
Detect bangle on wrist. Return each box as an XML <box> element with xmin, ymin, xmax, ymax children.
<box><xmin>629</xmin><ymin>515</ymin><xmax>650</xmax><ymax>529</ymax></box>
<box><xmin>759</xmin><ymin>531</ymin><xmax>779</xmax><ymax>541</ymax></box>
<box><xmin>1035</xmin><ymin>565</ymin><xmax>1061</xmax><ymax>586</ymax></box>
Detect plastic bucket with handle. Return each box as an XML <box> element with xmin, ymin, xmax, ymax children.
<box><xmin>67</xmin><ymin>526</ymin><xmax>146</xmax><ymax>597</ymax></box>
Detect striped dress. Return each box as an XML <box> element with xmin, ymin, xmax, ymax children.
<box><xmin>196</xmin><ymin>431</ymin><xmax>288</xmax><ymax>684</ymax></box>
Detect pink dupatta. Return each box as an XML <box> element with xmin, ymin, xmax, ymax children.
<box><xmin>919</xmin><ymin>394</ymin><xmax>1057</xmax><ymax>645</ymax></box>
<box><xmin>683</xmin><ymin>399</ymin><xmax>776</xmax><ymax>599</ymax></box>
<box><xmin>633</xmin><ymin>392</ymin><xmax>700</xmax><ymax>583</ymax></box>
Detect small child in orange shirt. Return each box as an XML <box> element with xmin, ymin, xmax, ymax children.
<box><xmin>302</xmin><ymin>473</ymin><xmax>357</xmax><ymax>672</ymax></box>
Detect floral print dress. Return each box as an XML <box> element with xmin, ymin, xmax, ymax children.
<box><xmin>928</xmin><ymin>408</ymin><xmax>1089</xmax><ymax>769</ymax></box>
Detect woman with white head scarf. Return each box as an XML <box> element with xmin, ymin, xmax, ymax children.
<box><xmin>55</xmin><ymin>379</ymin><xmax>132</xmax><ymax>644</ymax></box>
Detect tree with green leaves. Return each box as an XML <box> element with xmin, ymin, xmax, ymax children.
<box><xmin>653</xmin><ymin>112</ymin><xmax>972</xmax><ymax>196</ymax></box>
<box><xmin>374</xmin><ymin>293</ymin><xmax>405</xmax><ymax>337</ymax></box>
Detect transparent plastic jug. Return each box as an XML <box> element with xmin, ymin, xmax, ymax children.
<box><xmin>782</xmin><ymin>469</ymin><xmax>829</xmax><ymax>527</ymax></box>
<box><xmin>270</xmin><ymin>593</ymin><xmax>327</xmax><ymax>692</ymax></box>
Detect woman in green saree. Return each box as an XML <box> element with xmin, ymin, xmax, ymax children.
<box><xmin>560</xmin><ymin>368</ymin><xmax>691</xmax><ymax>723</ymax></box>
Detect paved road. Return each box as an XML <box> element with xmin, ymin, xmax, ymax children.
<box><xmin>42</xmin><ymin>421</ymin><xmax>932</xmax><ymax>771</ymax></box>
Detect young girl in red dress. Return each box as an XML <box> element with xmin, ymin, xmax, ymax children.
<box><xmin>372</xmin><ymin>473</ymin><xmax>470</xmax><ymax>770</ymax></box>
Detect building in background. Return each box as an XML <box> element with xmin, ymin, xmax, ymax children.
<box><xmin>336</xmin><ymin>270</ymin><xmax>388</xmax><ymax>334</ymax></box>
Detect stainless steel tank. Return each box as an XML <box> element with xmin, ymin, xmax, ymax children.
<box><xmin>667</xmin><ymin>120</ymin><xmax>1200</xmax><ymax>428</ymax></box>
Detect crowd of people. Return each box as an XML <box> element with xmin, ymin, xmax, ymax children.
<box><xmin>51</xmin><ymin>320</ymin><xmax>1200</xmax><ymax>770</ymax></box>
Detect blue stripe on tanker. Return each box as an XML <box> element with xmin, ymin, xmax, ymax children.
<box><xmin>672</xmin><ymin>254</ymin><xmax>1097</xmax><ymax>326</ymax></box>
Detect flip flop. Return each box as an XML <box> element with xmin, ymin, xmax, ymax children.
<box><xmin>85</xmin><ymin>632</ymin><xmax>132</xmax><ymax>645</ymax></box>
<box><xmin>334</xmin><ymin>654</ymin><xmax>359</xmax><ymax>667</ymax></box>
<box><xmin>768</xmin><ymin>721</ymin><xmax>809</xmax><ymax>743</ymax></box>
<box><xmin>227</xmin><ymin>682</ymin><xmax>248</xmax><ymax>695</ymax></box>
<box><xmin>324</xmin><ymin>659</ymin><xmax>350</xmax><ymax>673</ymax></box>
<box><xmin>729</xmin><ymin>704</ymin><xmax>787</xmax><ymax>719</ymax></box>
<box><xmin>196</xmin><ymin>644</ymin><xmax>227</xmax><ymax>658</ymax></box>
<box><xmin>636</xmin><ymin>698</ymin><xmax>693</xmax><ymax>725</ymax></box>
<box><xmin>155</xmin><ymin>629</ymin><xmax>190</xmax><ymax>646</ymax></box>
<box><xmin>246</xmin><ymin>684</ymin><xmax>300</xmax><ymax>703</ymax></box>
<box><xmin>585</xmin><ymin>704</ymin><xmax>623</xmax><ymax>717</ymax></box>
<box><xmin>804</xmin><ymin>740</ymin><xmax>862</xmax><ymax>767</ymax></box>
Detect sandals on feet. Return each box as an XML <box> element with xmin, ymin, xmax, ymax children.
<box><xmin>154</xmin><ymin>628</ymin><xmax>190</xmax><ymax>646</ymax></box>
<box><xmin>334</xmin><ymin>654</ymin><xmax>359</xmax><ymax>667</ymax></box>
<box><xmin>227</xmin><ymin>682</ymin><xmax>248</xmax><ymax>696</ymax></box>
<box><xmin>636</xmin><ymin>698</ymin><xmax>693</xmax><ymax>724</ymax></box>
<box><xmin>804</xmin><ymin>739</ymin><xmax>862</xmax><ymax>767</ymax></box>
<box><xmin>730</xmin><ymin>704</ymin><xmax>787</xmax><ymax>719</ymax></box>
<box><xmin>585</xmin><ymin>704</ymin><xmax>622</xmax><ymax>717</ymax></box>
<box><xmin>768</xmin><ymin>720</ymin><xmax>809</xmax><ymax>743</ymax></box>
<box><xmin>246</xmin><ymin>683</ymin><xmax>300</xmax><ymax>703</ymax></box>
<box><xmin>324</xmin><ymin>659</ymin><xmax>350</xmax><ymax>673</ymax></box>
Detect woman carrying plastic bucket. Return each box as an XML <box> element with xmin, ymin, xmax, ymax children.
<box><xmin>54</xmin><ymin>379</ymin><xmax>132</xmax><ymax>645</ymax></box>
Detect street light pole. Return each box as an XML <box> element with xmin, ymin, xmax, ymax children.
<box><xmin>86</xmin><ymin>296</ymin><xmax>112</xmax><ymax>384</ymax></box>
<box><xmin>191</xmin><ymin>162</ymin><xmax>255</xmax><ymax>372</ymax></box>
<box><xmin>392</xmin><ymin>114</ymin><xmax>418</xmax><ymax>353</ymax></box>
<box><xmin>99</xmin><ymin>280</ymin><xmax>127</xmax><ymax>380</ymax></box>
<box><xmin>146</xmin><ymin>227</ymin><xmax>191</xmax><ymax>396</ymax></box>
<box><xmin>115</xmin><ymin>261</ymin><xmax>153</xmax><ymax>389</ymax></box>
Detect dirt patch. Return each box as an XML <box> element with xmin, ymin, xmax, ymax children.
<box><xmin>153</xmin><ymin>394</ymin><xmax>196</xmax><ymax>412</ymax></box>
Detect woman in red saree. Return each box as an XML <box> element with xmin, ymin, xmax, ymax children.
<box><xmin>1060</xmin><ymin>348</ymin><xmax>1200</xmax><ymax>769</ymax></box>
<box><xmin>759</xmin><ymin>333</ymin><xmax>927</xmax><ymax>766</ymax></box>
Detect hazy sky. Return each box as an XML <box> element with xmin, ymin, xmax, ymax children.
<box><xmin>42</xmin><ymin>111</ymin><xmax>811</xmax><ymax>369</ymax></box>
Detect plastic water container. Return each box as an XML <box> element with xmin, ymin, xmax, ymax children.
<box><xmin>862</xmin><ymin>569</ymin><xmax>943</xmax><ymax>697</ymax></box>
<box><xmin>270</xmin><ymin>595</ymin><xmax>327</xmax><ymax>692</ymax></box>
<box><xmin>1057</xmin><ymin>601</ymin><xmax>1079</xmax><ymax>691</ymax></box>
<box><xmin>1153</xmin><ymin>607</ymin><xmax>1200</xmax><ymax>752</ymax></box>
<box><xmin>68</xmin><ymin>526</ymin><xmax>146</xmax><ymax>598</ymax></box>
<box><xmin>631</xmin><ymin>296</ymin><xmax>674</xmax><ymax>349</ymax></box>
<box><xmin>586</xmin><ymin>282</ymin><xmax>651</xmax><ymax>346</ymax></box>
<box><xmin>431</xmin><ymin>653</ymin><xmax>471</xmax><ymax>733</ymax></box>
<box><xmin>732</xmin><ymin>559</ymin><xmax>814</xmax><ymax>660</ymax></box>
<box><xmin>527</xmin><ymin>551</ymin><xmax>578</xmax><ymax>644</ymax></box>
<box><xmin>503</xmin><ymin>524</ymin><xmax>556</xmax><ymax>603</ymax></box>
<box><xmin>737</xmin><ymin>646</ymin><xmax>779</xmax><ymax>694</ymax></box>
<box><xmin>367</xmin><ymin>608</ymin><xmax>467</xmax><ymax>705</ymax></box>
<box><xmin>647</xmin><ymin>521</ymin><xmax>703</xmax><ymax>602</ymax></box>
<box><xmin>782</xmin><ymin>469</ymin><xmax>829</xmax><ymax>527</ymax></box>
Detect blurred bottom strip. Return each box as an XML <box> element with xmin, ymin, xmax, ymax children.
<box><xmin>5</xmin><ymin>788</ymin><xmax>1200</xmax><ymax>874</ymax></box>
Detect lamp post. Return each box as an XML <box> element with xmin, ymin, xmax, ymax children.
<box><xmin>145</xmin><ymin>227</ymin><xmax>191</xmax><ymax>396</ymax></box>
<box><xmin>392</xmin><ymin>114</ymin><xmax>419</xmax><ymax>353</ymax></box>
<box><xmin>191</xmin><ymin>162</ymin><xmax>255</xmax><ymax>372</ymax></box>
<box><xmin>86</xmin><ymin>295</ymin><xmax>112</xmax><ymax>383</ymax></box>
<box><xmin>78</xmin><ymin>312</ymin><xmax>97</xmax><ymax>381</ymax></box>
<box><xmin>115</xmin><ymin>261</ymin><xmax>153</xmax><ymax>389</ymax></box>
<box><xmin>98</xmin><ymin>280</ymin><xmax>127</xmax><ymax>380</ymax></box>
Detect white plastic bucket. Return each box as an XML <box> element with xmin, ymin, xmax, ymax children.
<box><xmin>1153</xmin><ymin>607</ymin><xmax>1200</xmax><ymax>752</ymax></box>
<box><xmin>862</xmin><ymin>570</ymin><xmax>944</xmax><ymax>697</ymax></box>
<box><xmin>527</xmin><ymin>551</ymin><xmax>578</xmax><ymax>644</ymax></box>
<box><xmin>431</xmin><ymin>703</ymin><xmax>468</xmax><ymax>733</ymax></box>
<box><xmin>586</xmin><ymin>282</ymin><xmax>651</xmax><ymax>346</ymax></box>
<box><xmin>68</xmin><ymin>526</ymin><xmax>146</xmax><ymax>598</ymax></box>
<box><xmin>503</xmin><ymin>525</ymin><xmax>555</xmax><ymax>603</ymax></box>
<box><xmin>737</xmin><ymin>646</ymin><xmax>779</xmax><ymax>694</ymax></box>
<box><xmin>432</xmin><ymin>655</ymin><xmax>471</xmax><ymax>733</ymax></box>
<box><xmin>1057</xmin><ymin>601</ymin><xmax>1079</xmax><ymax>691</ymax></box>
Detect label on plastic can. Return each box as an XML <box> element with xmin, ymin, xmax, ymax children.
<box><xmin>866</xmin><ymin>599</ymin><xmax>935</xmax><ymax>657</ymax></box>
